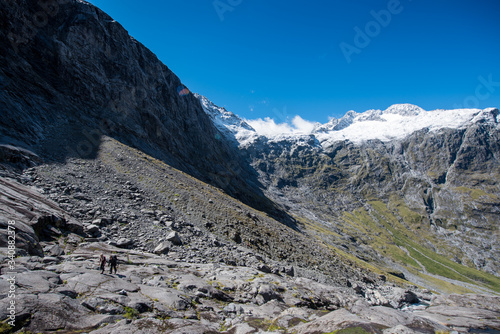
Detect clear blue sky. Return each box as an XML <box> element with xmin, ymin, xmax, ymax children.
<box><xmin>86</xmin><ymin>0</ymin><xmax>500</xmax><ymax>122</ymax></box>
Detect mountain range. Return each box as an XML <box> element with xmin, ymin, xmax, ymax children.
<box><xmin>0</xmin><ymin>0</ymin><xmax>499</xmax><ymax>332</ymax></box>
<box><xmin>200</xmin><ymin>94</ymin><xmax>500</xmax><ymax>285</ymax></box>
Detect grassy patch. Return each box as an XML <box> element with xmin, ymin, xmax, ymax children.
<box><xmin>367</xmin><ymin>201</ymin><xmax>500</xmax><ymax>293</ymax></box>
<box><xmin>414</xmin><ymin>271</ymin><xmax>475</xmax><ymax>294</ymax></box>
<box><xmin>123</xmin><ymin>306</ymin><xmax>140</xmax><ymax>319</ymax></box>
<box><xmin>341</xmin><ymin>209</ymin><xmax>420</xmax><ymax>269</ymax></box>
<box><xmin>325</xmin><ymin>326</ymin><xmax>376</xmax><ymax>334</ymax></box>
<box><xmin>0</xmin><ymin>321</ymin><xmax>12</xmax><ymax>334</ymax></box>
<box><xmin>455</xmin><ymin>186</ymin><xmax>498</xmax><ymax>201</ymax></box>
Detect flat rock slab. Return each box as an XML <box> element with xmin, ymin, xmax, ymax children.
<box><xmin>140</xmin><ymin>284</ymin><xmax>191</xmax><ymax>311</ymax></box>
<box><xmin>242</xmin><ymin>300</ymin><xmax>288</xmax><ymax>319</ymax></box>
<box><xmin>93</xmin><ymin>317</ymin><xmax>219</xmax><ymax>334</ymax></box>
<box><xmin>292</xmin><ymin>305</ymin><xmax>449</xmax><ymax>334</ymax></box>
<box><xmin>432</xmin><ymin>293</ymin><xmax>500</xmax><ymax>312</ymax></box>
<box><xmin>227</xmin><ymin>322</ymin><xmax>259</xmax><ymax>334</ymax></box>
<box><xmin>0</xmin><ymin>292</ymin><xmax>120</xmax><ymax>332</ymax></box>
<box><xmin>1</xmin><ymin>270</ymin><xmax>60</xmax><ymax>294</ymax></box>
<box><xmin>414</xmin><ymin>306</ymin><xmax>500</xmax><ymax>331</ymax></box>
<box><xmin>66</xmin><ymin>272</ymin><xmax>139</xmax><ymax>295</ymax></box>
<box><xmin>91</xmin><ymin>318</ymin><xmax>163</xmax><ymax>334</ymax></box>
<box><xmin>293</xmin><ymin>308</ymin><xmax>378</xmax><ymax>334</ymax></box>
<box><xmin>411</xmin><ymin>294</ymin><xmax>500</xmax><ymax>331</ymax></box>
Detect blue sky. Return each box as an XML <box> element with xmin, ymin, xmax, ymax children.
<box><xmin>86</xmin><ymin>0</ymin><xmax>500</xmax><ymax>123</ymax></box>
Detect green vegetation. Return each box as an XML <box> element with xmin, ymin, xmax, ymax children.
<box><xmin>302</xmin><ymin>197</ymin><xmax>500</xmax><ymax>294</ymax></box>
<box><xmin>371</xmin><ymin>201</ymin><xmax>500</xmax><ymax>292</ymax></box>
<box><xmin>123</xmin><ymin>306</ymin><xmax>140</xmax><ymax>319</ymax></box>
<box><xmin>343</xmin><ymin>209</ymin><xmax>420</xmax><ymax>269</ymax></box>
<box><xmin>324</xmin><ymin>326</ymin><xmax>374</xmax><ymax>334</ymax></box>
<box><xmin>345</xmin><ymin>200</ymin><xmax>500</xmax><ymax>293</ymax></box>
<box><xmin>455</xmin><ymin>186</ymin><xmax>498</xmax><ymax>201</ymax></box>
<box><xmin>0</xmin><ymin>321</ymin><xmax>12</xmax><ymax>334</ymax></box>
<box><xmin>414</xmin><ymin>271</ymin><xmax>474</xmax><ymax>294</ymax></box>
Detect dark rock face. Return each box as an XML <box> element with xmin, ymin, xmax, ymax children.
<box><xmin>0</xmin><ymin>0</ymin><xmax>282</xmax><ymax>219</ymax></box>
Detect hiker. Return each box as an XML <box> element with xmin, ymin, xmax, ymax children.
<box><xmin>109</xmin><ymin>254</ymin><xmax>118</xmax><ymax>274</ymax></box>
<box><xmin>99</xmin><ymin>254</ymin><xmax>107</xmax><ymax>274</ymax></box>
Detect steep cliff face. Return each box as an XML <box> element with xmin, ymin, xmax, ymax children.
<box><xmin>0</xmin><ymin>0</ymin><xmax>283</xmax><ymax>217</ymax></box>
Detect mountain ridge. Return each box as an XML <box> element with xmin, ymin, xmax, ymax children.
<box><xmin>197</xmin><ymin>94</ymin><xmax>499</xmax><ymax>147</ymax></box>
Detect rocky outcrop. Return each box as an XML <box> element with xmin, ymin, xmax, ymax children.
<box><xmin>0</xmin><ymin>176</ymin><xmax>84</xmax><ymax>256</ymax></box>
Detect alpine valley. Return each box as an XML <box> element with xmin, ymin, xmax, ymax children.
<box><xmin>0</xmin><ymin>0</ymin><xmax>499</xmax><ymax>333</ymax></box>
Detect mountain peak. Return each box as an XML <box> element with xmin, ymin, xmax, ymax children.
<box><xmin>195</xmin><ymin>94</ymin><xmax>258</xmax><ymax>146</ymax></box>
<box><xmin>383</xmin><ymin>104</ymin><xmax>425</xmax><ymax>116</ymax></box>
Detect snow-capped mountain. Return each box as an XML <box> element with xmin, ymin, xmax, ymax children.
<box><xmin>195</xmin><ymin>93</ymin><xmax>259</xmax><ymax>146</ymax></box>
<box><xmin>196</xmin><ymin>94</ymin><xmax>499</xmax><ymax>148</ymax></box>
<box><xmin>315</xmin><ymin>105</ymin><xmax>498</xmax><ymax>146</ymax></box>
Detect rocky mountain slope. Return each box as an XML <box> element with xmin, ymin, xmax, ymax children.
<box><xmin>0</xmin><ymin>0</ymin><xmax>499</xmax><ymax>332</ymax></box>
<box><xmin>0</xmin><ymin>0</ymin><xmax>286</xmax><ymax>222</ymax></box>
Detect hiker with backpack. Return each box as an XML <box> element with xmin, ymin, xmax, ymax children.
<box><xmin>99</xmin><ymin>253</ymin><xmax>107</xmax><ymax>274</ymax></box>
<box><xmin>109</xmin><ymin>254</ymin><xmax>118</xmax><ymax>274</ymax></box>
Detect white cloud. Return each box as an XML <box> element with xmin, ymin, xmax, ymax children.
<box><xmin>292</xmin><ymin>115</ymin><xmax>316</xmax><ymax>134</ymax></box>
<box><xmin>246</xmin><ymin>115</ymin><xmax>316</xmax><ymax>137</ymax></box>
<box><xmin>246</xmin><ymin>117</ymin><xmax>293</xmax><ymax>136</ymax></box>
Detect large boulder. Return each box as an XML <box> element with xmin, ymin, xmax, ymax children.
<box><xmin>165</xmin><ymin>231</ymin><xmax>182</xmax><ymax>246</ymax></box>
<box><xmin>84</xmin><ymin>224</ymin><xmax>101</xmax><ymax>237</ymax></box>
<box><xmin>255</xmin><ymin>284</ymin><xmax>282</xmax><ymax>305</ymax></box>
<box><xmin>116</xmin><ymin>238</ymin><xmax>133</xmax><ymax>248</ymax></box>
<box><xmin>153</xmin><ymin>242</ymin><xmax>170</xmax><ymax>254</ymax></box>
